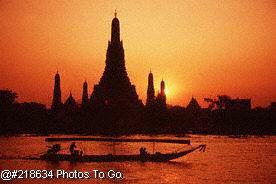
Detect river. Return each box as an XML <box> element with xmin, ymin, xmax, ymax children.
<box><xmin>0</xmin><ymin>134</ymin><xmax>275</xmax><ymax>184</ymax></box>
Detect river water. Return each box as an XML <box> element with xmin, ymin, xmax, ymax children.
<box><xmin>0</xmin><ymin>134</ymin><xmax>275</xmax><ymax>184</ymax></box>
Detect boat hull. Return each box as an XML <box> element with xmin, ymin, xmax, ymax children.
<box><xmin>39</xmin><ymin>145</ymin><xmax>205</xmax><ymax>162</ymax></box>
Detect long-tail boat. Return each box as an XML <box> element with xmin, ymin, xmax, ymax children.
<box><xmin>39</xmin><ymin>137</ymin><xmax>206</xmax><ymax>162</ymax></box>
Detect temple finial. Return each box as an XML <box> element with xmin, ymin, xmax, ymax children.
<box><xmin>114</xmin><ymin>9</ymin><xmax>117</xmax><ymax>17</ymax></box>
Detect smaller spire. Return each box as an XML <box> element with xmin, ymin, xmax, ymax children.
<box><xmin>114</xmin><ymin>9</ymin><xmax>117</xmax><ymax>17</ymax></box>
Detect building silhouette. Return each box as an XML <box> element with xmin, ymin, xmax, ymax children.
<box><xmin>82</xmin><ymin>80</ymin><xmax>89</xmax><ymax>107</ymax></box>
<box><xmin>225</xmin><ymin>98</ymin><xmax>251</xmax><ymax>112</ymax></box>
<box><xmin>90</xmin><ymin>12</ymin><xmax>140</xmax><ymax>109</ymax></box>
<box><xmin>156</xmin><ymin>79</ymin><xmax>166</xmax><ymax>108</ymax></box>
<box><xmin>64</xmin><ymin>92</ymin><xmax>77</xmax><ymax>111</ymax></box>
<box><xmin>186</xmin><ymin>97</ymin><xmax>201</xmax><ymax>112</ymax></box>
<box><xmin>146</xmin><ymin>71</ymin><xmax>155</xmax><ymax>106</ymax></box>
<box><xmin>186</xmin><ymin>97</ymin><xmax>202</xmax><ymax>115</ymax></box>
<box><xmin>269</xmin><ymin>102</ymin><xmax>276</xmax><ymax>111</ymax></box>
<box><xmin>51</xmin><ymin>72</ymin><xmax>62</xmax><ymax>111</ymax></box>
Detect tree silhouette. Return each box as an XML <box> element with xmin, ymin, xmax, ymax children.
<box><xmin>204</xmin><ymin>95</ymin><xmax>231</xmax><ymax>110</ymax></box>
<box><xmin>0</xmin><ymin>89</ymin><xmax>18</xmax><ymax>109</ymax></box>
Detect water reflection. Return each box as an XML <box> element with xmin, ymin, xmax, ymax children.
<box><xmin>0</xmin><ymin>135</ymin><xmax>275</xmax><ymax>184</ymax></box>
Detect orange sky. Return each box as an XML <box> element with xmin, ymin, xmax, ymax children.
<box><xmin>0</xmin><ymin>0</ymin><xmax>275</xmax><ymax>108</ymax></box>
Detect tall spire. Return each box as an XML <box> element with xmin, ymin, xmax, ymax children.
<box><xmin>82</xmin><ymin>80</ymin><xmax>89</xmax><ymax>107</ymax></box>
<box><xmin>111</xmin><ymin>10</ymin><xmax>120</xmax><ymax>45</ymax></box>
<box><xmin>146</xmin><ymin>71</ymin><xmax>155</xmax><ymax>106</ymax></box>
<box><xmin>160</xmin><ymin>79</ymin><xmax>165</xmax><ymax>96</ymax></box>
<box><xmin>51</xmin><ymin>72</ymin><xmax>62</xmax><ymax>111</ymax></box>
<box><xmin>155</xmin><ymin>79</ymin><xmax>166</xmax><ymax>108</ymax></box>
<box><xmin>91</xmin><ymin>13</ymin><xmax>140</xmax><ymax>110</ymax></box>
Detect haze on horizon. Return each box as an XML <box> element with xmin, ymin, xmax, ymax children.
<box><xmin>0</xmin><ymin>0</ymin><xmax>275</xmax><ymax>108</ymax></box>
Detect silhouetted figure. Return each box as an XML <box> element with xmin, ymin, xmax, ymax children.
<box><xmin>69</xmin><ymin>142</ymin><xmax>76</xmax><ymax>155</ymax></box>
<box><xmin>51</xmin><ymin>72</ymin><xmax>62</xmax><ymax>112</ymax></box>
<box><xmin>140</xmin><ymin>147</ymin><xmax>148</xmax><ymax>157</ymax></box>
<box><xmin>47</xmin><ymin>144</ymin><xmax>61</xmax><ymax>154</ymax></box>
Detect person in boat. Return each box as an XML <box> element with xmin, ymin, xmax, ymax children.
<box><xmin>69</xmin><ymin>142</ymin><xmax>76</xmax><ymax>155</ymax></box>
<box><xmin>140</xmin><ymin>147</ymin><xmax>148</xmax><ymax>156</ymax></box>
<box><xmin>47</xmin><ymin>144</ymin><xmax>61</xmax><ymax>154</ymax></box>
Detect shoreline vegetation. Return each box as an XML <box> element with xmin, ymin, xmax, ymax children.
<box><xmin>1</xmin><ymin>89</ymin><xmax>275</xmax><ymax>136</ymax></box>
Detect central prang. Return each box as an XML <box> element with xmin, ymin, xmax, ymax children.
<box><xmin>90</xmin><ymin>13</ymin><xmax>140</xmax><ymax>110</ymax></box>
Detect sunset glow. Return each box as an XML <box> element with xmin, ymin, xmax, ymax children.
<box><xmin>0</xmin><ymin>0</ymin><xmax>275</xmax><ymax>107</ymax></box>
<box><xmin>165</xmin><ymin>89</ymin><xmax>169</xmax><ymax>96</ymax></box>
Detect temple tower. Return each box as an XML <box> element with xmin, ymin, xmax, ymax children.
<box><xmin>82</xmin><ymin>80</ymin><xmax>89</xmax><ymax>107</ymax></box>
<box><xmin>91</xmin><ymin>12</ymin><xmax>140</xmax><ymax>109</ymax></box>
<box><xmin>51</xmin><ymin>72</ymin><xmax>62</xmax><ymax>111</ymax></box>
<box><xmin>146</xmin><ymin>71</ymin><xmax>155</xmax><ymax>106</ymax></box>
<box><xmin>156</xmin><ymin>79</ymin><xmax>166</xmax><ymax>108</ymax></box>
<box><xmin>160</xmin><ymin>80</ymin><xmax>165</xmax><ymax>96</ymax></box>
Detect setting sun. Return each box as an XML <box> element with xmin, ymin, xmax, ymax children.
<box><xmin>165</xmin><ymin>89</ymin><xmax>169</xmax><ymax>96</ymax></box>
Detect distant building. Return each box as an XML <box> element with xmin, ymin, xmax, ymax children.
<box><xmin>90</xmin><ymin>11</ymin><xmax>140</xmax><ymax>109</ymax></box>
<box><xmin>81</xmin><ymin>81</ymin><xmax>89</xmax><ymax>107</ymax></box>
<box><xmin>64</xmin><ymin>92</ymin><xmax>77</xmax><ymax>111</ymax></box>
<box><xmin>51</xmin><ymin>72</ymin><xmax>62</xmax><ymax>111</ymax></box>
<box><xmin>18</xmin><ymin>102</ymin><xmax>46</xmax><ymax>111</ymax></box>
<box><xmin>225</xmin><ymin>98</ymin><xmax>251</xmax><ymax>111</ymax></box>
<box><xmin>186</xmin><ymin>97</ymin><xmax>201</xmax><ymax>112</ymax></box>
<box><xmin>156</xmin><ymin>80</ymin><xmax>166</xmax><ymax>108</ymax></box>
<box><xmin>269</xmin><ymin>102</ymin><xmax>276</xmax><ymax>111</ymax></box>
<box><xmin>146</xmin><ymin>71</ymin><xmax>155</xmax><ymax>106</ymax></box>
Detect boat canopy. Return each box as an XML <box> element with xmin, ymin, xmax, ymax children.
<box><xmin>45</xmin><ymin>137</ymin><xmax>191</xmax><ymax>145</ymax></box>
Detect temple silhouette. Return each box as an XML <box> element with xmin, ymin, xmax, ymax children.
<box><xmin>51</xmin><ymin>12</ymin><xmax>142</xmax><ymax>113</ymax></box>
<box><xmin>146</xmin><ymin>71</ymin><xmax>167</xmax><ymax>109</ymax></box>
<box><xmin>146</xmin><ymin>71</ymin><xmax>155</xmax><ymax>106</ymax></box>
<box><xmin>90</xmin><ymin>12</ymin><xmax>141</xmax><ymax>110</ymax></box>
<box><xmin>82</xmin><ymin>81</ymin><xmax>89</xmax><ymax>108</ymax></box>
<box><xmin>51</xmin><ymin>72</ymin><xmax>62</xmax><ymax>112</ymax></box>
<box><xmin>1</xmin><ymin>12</ymin><xmax>271</xmax><ymax>135</ymax></box>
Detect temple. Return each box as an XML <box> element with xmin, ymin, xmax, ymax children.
<box><xmin>51</xmin><ymin>72</ymin><xmax>62</xmax><ymax>111</ymax></box>
<box><xmin>82</xmin><ymin>80</ymin><xmax>89</xmax><ymax>108</ymax></box>
<box><xmin>90</xmin><ymin>12</ymin><xmax>140</xmax><ymax>109</ymax></box>
<box><xmin>63</xmin><ymin>92</ymin><xmax>77</xmax><ymax>114</ymax></box>
<box><xmin>146</xmin><ymin>71</ymin><xmax>155</xmax><ymax>106</ymax></box>
<box><xmin>156</xmin><ymin>79</ymin><xmax>167</xmax><ymax>109</ymax></box>
<box><xmin>186</xmin><ymin>97</ymin><xmax>201</xmax><ymax>112</ymax></box>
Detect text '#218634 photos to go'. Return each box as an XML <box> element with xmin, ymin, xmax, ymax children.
<box><xmin>0</xmin><ymin>169</ymin><xmax>123</xmax><ymax>181</ymax></box>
